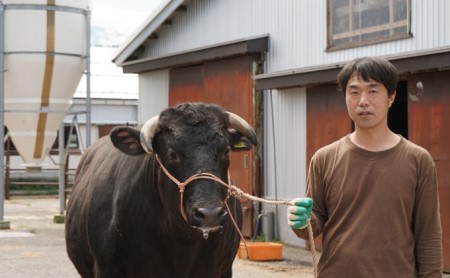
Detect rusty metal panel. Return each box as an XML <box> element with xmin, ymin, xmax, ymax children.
<box><xmin>306</xmin><ymin>85</ymin><xmax>351</xmax><ymax>163</ymax></box>
<box><xmin>169</xmin><ymin>65</ymin><xmax>204</xmax><ymax>104</ymax></box>
<box><xmin>169</xmin><ymin>56</ymin><xmax>256</xmax><ymax>237</ymax></box>
<box><xmin>407</xmin><ymin>71</ymin><xmax>450</xmax><ymax>272</ymax></box>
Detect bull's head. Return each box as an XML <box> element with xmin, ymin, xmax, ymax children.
<box><xmin>110</xmin><ymin>103</ymin><xmax>257</xmax><ymax>237</ymax></box>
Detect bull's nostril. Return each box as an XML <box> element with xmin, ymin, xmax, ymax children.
<box><xmin>193</xmin><ymin>209</ymin><xmax>205</xmax><ymax>221</ymax></box>
<box><xmin>194</xmin><ymin>207</ymin><xmax>227</xmax><ymax>227</ymax></box>
<box><xmin>218</xmin><ymin>208</ymin><xmax>228</xmax><ymax>220</ymax></box>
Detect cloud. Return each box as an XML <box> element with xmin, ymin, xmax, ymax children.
<box><xmin>92</xmin><ymin>7</ymin><xmax>148</xmax><ymax>34</ymax></box>
<box><xmin>92</xmin><ymin>0</ymin><xmax>162</xmax><ymax>34</ymax></box>
<box><xmin>90</xmin><ymin>0</ymin><xmax>163</xmax><ymax>46</ymax></box>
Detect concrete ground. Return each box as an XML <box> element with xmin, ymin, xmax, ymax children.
<box><xmin>0</xmin><ymin>197</ymin><xmax>315</xmax><ymax>278</ymax></box>
<box><xmin>0</xmin><ymin>197</ymin><xmax>78</xmax><ymax>278</ymax></box>
<box><xmin>1</xmin><ymin>197</ymin><xmax>448</xmax><ymax>278</ymax></box>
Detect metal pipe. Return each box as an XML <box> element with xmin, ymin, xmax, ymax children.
<box><xmin>3</xmin><ymin>109</ymin><xmax>84</xmax><ymax>114</ymax></box>
<box><xmin>0</xmin><ymin>3</ymin><xmax>9</xmax><ymax>229</ymax></box>
<box><xmin>58</xmin><ymin>123</ymin><xmax>65</xmax><ymax>215</ymax></box>
<box><xmin>73</xmin><ymin>115</ymin><xmax>85</xmax><ymax>154</ymax></box>
<box><xmin>269</xmin><ymin>91</ymin><xmax>279</xmax><ymax>239</ymax></box>
<box><xmin>0</xmin><ymin>4</ymin><xmax>5</xmax><ymax>223</ymax></box>
<box><xmin>5</xmin><ymin>134</ymin><xmax>10</xmax><ymax>200</ymax></box>
<box><xmin>251</xmin><ymin>213</ymin><xmax>264</xmax><ymax>241</ymax></box>
<box><xmin>4</xmin><ymin>51</ymin><xmax>87</xmax><ymax>58</ymax></box>
<box><xmin>85</xmin><ymin>10</ymin><xmax>91</xmax><ymax>148</ymax></box>
<box><xmin>4</xmin><ymin>4</ymin><xmax>86</xmax><ymax>14</ymax></box>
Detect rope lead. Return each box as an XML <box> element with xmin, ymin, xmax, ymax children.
<box><xmin>155</xmin><ymin>155</ymin><xmax>318</xmax><ymax>277</ymax></box>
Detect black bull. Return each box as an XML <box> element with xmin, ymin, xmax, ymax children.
<box><xmin>65</xmin><ymin>103</ymin><xmax>257</xmax><ymax>277</ymax></box>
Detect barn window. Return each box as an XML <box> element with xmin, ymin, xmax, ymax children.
<box><xmin>327</xmin><ymin>0</ymin><xmax>411</xmax><ymax>50</ymax></box>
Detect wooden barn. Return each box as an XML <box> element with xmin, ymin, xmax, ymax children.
<box><xmin>113</xmin><ymin>0</ymin><xmax>450</xmax><ymax>271</ymax></box>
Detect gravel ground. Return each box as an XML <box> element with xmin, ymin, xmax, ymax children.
<box><xmin>0</xmin><ymin>197</ymin><xmax>314</xmax><ymax>277</ymax></box>
<box><xmin>233</xmin><ymin>257</ymin><xmax>313</xmax><ymax>277</ymax></box>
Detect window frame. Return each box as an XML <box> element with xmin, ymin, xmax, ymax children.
<box><xmin>326</xmin><ymin>0</ymin><xmax>412</xmax><ymax>51</ymax></box>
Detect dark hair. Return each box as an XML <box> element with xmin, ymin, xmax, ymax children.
<box><xmin>337</xmin><ymin>57</ymin><xmax>398</xmax><ymax>96</ymax></box>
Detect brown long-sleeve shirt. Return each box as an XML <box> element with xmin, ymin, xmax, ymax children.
<box><xmin>294</xmin><ymin>135</ymin><xmax>442</xmax><ymax>277</ymax></box>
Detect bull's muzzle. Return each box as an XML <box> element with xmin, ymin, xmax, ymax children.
<box><xmin>192</xmin><ymin>206</ymin><xmax>228</xmax><ymax>228</ymax></box>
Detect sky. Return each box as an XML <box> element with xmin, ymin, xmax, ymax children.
<box><xmin>74</xmin><ymin>0</ymin><xmax>165</xmax><ymax>98</ymax></box>
<box><xmin>91</xmin><ymin>0</ymin><xmax>164</xmax><ymax>45</ymax></box>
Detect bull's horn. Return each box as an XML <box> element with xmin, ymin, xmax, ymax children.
<box><xmin>226</xmin><ymin>112</ymin><xmax>257</xmax><ymax>146</ymax></box>
<box><xmin>139</xmin><ymin>116</ymin><xmax>160</xmax><ymax>154</ymax></box>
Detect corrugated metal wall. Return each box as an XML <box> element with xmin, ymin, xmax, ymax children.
<box><xmin>264</xmin><ymin>87</ymin><xmax>307</xmax><ymax>200</ymax></box>
<box><xmin>263</xmin><ymin>87</ymin><xmax>308</xmax><ymax>246</ymax></box>
<box><xmin>67</xmin><ymin>101</ymin><xmax>137</xmax><ymax>125</ymax></box>
<box><xmin>138</xmin><ymin>69</ymin><xmax>169</xmax><ymax>124</ymax></box>
<box><xmin>143</xmin><ymin>0</ymin><xmax>450</xmax><ymax>74</ymax></box>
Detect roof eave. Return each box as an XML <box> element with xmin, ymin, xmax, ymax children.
<box><xmin>112</xmin><ymin>0</ymin><xmax>186</xmax><ymax>66</ymax></box>
<box><xmin>120</xmin><ymin>34</ymin><xmax>269</xmax><ymax>74</ymax></box>
<box><xmin>254</xmin><ymin>46</ymin><xmax>450</xmax><ymax>90</ymax></box>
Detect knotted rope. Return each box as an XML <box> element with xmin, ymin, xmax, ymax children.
<box><xmin>155</xmin><ymin>155</ymin><xmax>318</xmax><ymax>278</ymax></box>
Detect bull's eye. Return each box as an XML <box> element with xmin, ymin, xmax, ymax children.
<box><xmin>223</xmin><ymin>146</ymin><xmax>230</xmax><ymax>158</ymax></box>
<box><xmin>167</xmin><ymin>149</ymin><xmax>179</xmax><ymax>162</ymax></box>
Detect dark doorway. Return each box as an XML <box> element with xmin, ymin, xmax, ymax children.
<box><xmin>388</xmin><ymin>80</ymin><xmax>408</xmax><ymax>138</ymax></box>
<box><xmin>407</xmin><ymin>71</ymin><xmax>450</xmax><ymax>271</ymax></box>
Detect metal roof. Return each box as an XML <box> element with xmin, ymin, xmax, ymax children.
<box><xmin>76</xmin><ymin>46</ymin><xmax>138</xmax><ymax>99</ymax></box>
<box><xmin>112</xmin><ymin>0</ymin><xmax>188</xmax><ymax>66</ymax></box>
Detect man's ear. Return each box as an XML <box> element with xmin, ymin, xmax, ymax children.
<box><xmin>389</xmin><ymin>91</ymin><xmax>397</xmax><ymax>108</ymax></box>
<box><xmin>229</xmin><ymin>129</ymin><xmax>256</xmax><ymax>151</ymax></box>
<box><xmin>110</xmin><ymin>126</ymin><xmax>146</xmax><ymax>155</ymax></box>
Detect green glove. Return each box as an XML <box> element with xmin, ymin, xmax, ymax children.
<box><xmin>287</xmin><ymin>198</ymin><xmax>313</xmax><ymax>229</ymax></box>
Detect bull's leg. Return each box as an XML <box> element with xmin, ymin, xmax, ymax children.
<box><xmin>73</xmin><ymin>260</ymin><xmax>95</xmax><ymax>278</ymax></box>
<box><xmin>93</xmin><ymin>254</ymin><xmax>127</xmax><ymax>278</ymax></box>
<box><xmin>221</xmin><ymin>268</ymin><xmax>233</xmax><ymax>278</ymax></box>
<box><xmin>94</xmin><ymin>263</ymin><xmax>119</xmax><ymax>278</ymax></box>
<box><xmin>66</xmin><ymin>229</ymin><xmax>95</xmax><ymax>277</ymax></box>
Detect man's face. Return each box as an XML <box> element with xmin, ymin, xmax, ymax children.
<box><xmin>345</xmin><ymin>73</ymin><xmax>396</xmax><ymax>131</ymax></box>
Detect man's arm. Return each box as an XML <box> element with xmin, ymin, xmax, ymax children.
<box><xmin>414</xmin><ymin>154</ymin><xmax>443</xmax><ymax>277</ymax></box>
<box><xmin>289</xmin><ymin>156</ymin><xmax>327</xmax><ymax>240</ymax></box>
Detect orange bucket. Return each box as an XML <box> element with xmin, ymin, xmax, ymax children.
<box><xmin>237</xmin><ymin>242</ymin><xmax>283</xmax><ymax>261</ymax></box>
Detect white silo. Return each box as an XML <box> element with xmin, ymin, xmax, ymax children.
<box><xmin>2</xmin><ymin>0</ymin><xmax>89</xmax><ymax>169</ymax></box>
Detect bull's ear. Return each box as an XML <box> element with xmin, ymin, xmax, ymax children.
<box><xmin>110</xmin><ymin>127</ymin><xmax>145</xmax><ymax>155</ymax></box>
<box><xmin>229</xmin><ymin>129</ymin><xmax>256</xmax><ymax>151</ymax></box>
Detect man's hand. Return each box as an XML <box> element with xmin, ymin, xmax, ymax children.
<box><xmin>287</xmin><ymin>198</ymin><xmax>313</xmax><ymax>229</ymax></box>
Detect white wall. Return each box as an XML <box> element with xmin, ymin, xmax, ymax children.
<box><xmin>264</xmin><ymin>87</ymin><xmax>308</xmax><ymax>200</ymax></box>
<box><xmin>263</xmin><ymin>87</ymin><xmax>308</xmax><ymax>246</ymax></box>
<box><xmin>138</xmin><ymin>69</ymin><xmax>169</xmax><ymax>124</ymax></box>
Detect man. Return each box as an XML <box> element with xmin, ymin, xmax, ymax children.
<box><xmin>288</xmin><ymin>57</ymin><xmax>443</xmax><ymax>277</ymax></box>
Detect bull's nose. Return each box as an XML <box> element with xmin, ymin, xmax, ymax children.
<box><xmin>193</xmin><ymin>207</ymin><xmax>228</xmax><ymax>227</ymax></box>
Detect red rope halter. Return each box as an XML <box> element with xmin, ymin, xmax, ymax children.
<box><xmin>154</xmin><ymin>154</ymin><xmax>317</xmax><ymax>276</ymax></box>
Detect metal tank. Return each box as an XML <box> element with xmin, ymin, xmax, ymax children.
<box><xmin>2</xmin><ymin>0</ymin><xmax>89</xmax><ymax>168</ymax></box>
